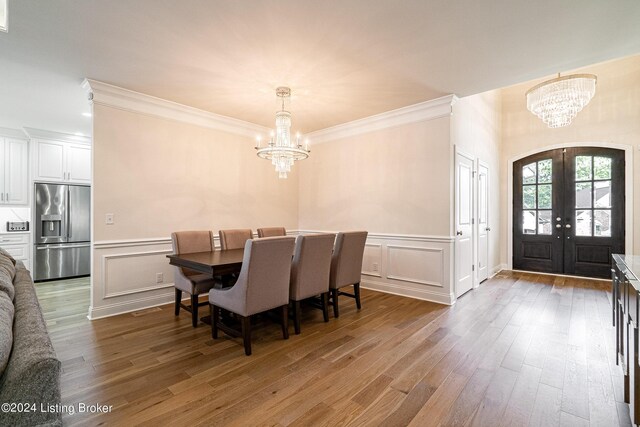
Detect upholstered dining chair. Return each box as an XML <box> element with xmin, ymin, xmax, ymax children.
<box><xmin>289</xmin><ymin>233</ymin><xmax>336</xmax><ymax>334</ymax></box>
<box><xmin>329</xmin><ymin>231</ymin><xmax>368</xmax><ymax>317</ymax></box>
<box><xmin>257</xmin><ymin>227</ymin><xmax>287</xmax><ymax>238</ymax></box>
<box><xmin>219</xmin><ymin>229</ymin><xmax>253</xmax><ymax>250</ymax></box>
<box><xmin>171</xmin><ymin>230</ymin><xmax>218</xmax><ymax>327</ymax></box>
<box><xmin>209</xmin><ymin>236</ymin><xmax>296</xmax><ymax>356</ymax></box>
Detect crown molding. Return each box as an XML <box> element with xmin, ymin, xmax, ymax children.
<box><xmin>82</xmin><ymin>79</ymin><xmax>270</xmax><ymax>138</ymax></box>
<box><xmin>305</xmin><ymin>94</ymin><xmax>458</xmax><ymax>144</ymax></box>
<box><xmin>0</xmin><ymin>126</ymin><xmax>28</xmax><ymax>140</ymax></box>
<box><xmin>23</xmin><ymin>127</ymin><xmax>91</xmax><ymax>144</ymax></box>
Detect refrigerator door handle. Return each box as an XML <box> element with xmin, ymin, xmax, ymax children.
<box><xmin>66</xmin><ymin>186</ymin><xmax>71</xmax><ymax>239</ymax></box>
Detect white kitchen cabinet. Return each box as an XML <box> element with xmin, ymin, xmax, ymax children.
<box><xmin>34</xmin><ymin>139</ymin><xmax>91</xmax><ymax>184</ymax></box>
<box><xmin>0</xmin><ymin>138</ymin><xmax>29</xmax><ymax>205</ymax></box>
<box><xmin>0</xmin><ymin>233</ymin><xmax>30</xmax><ymax>271</ymax></box>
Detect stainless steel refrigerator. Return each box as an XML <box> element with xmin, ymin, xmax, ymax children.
<box><xmin>33</xmin><ymin>183</ymin><xmax>90</xmax><ymax>281</ymax></box>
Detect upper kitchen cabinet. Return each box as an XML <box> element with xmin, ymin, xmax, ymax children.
<box><xmin>25</xmin><ymin>128</ymin><xmax>91</xmax><ymax>185</ymax></box>
<box><xmin>0</xmin><ymin>136</ymin><xmax>29</xmax><ymax>205</ymax></box>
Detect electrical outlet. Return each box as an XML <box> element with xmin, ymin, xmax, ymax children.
<box><xmin>105</xmin><ymin>213</ymin><xmax>114</xmax><ymax>225</ymax></box>
<box><xmin>372</xmin><ymin>262</ymin><xmax>379</xmax><ymax>272</ymax></box>
<box><xmin>156</xmin><ymin>273</ymin><xmax>163</xmax><ymax>283</ymax></box>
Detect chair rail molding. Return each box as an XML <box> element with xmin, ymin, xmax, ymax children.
<box><xmin>304</xmin><ymin>94</ymin><xmax>458</xmax><ymax>145</ymax></box>
<box><xmin>81</xmin><ymin>79</ymin><xmax>270</xmax><ymax>138</ymax></box>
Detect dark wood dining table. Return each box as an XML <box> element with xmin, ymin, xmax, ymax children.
<box><xmin>166</xmin><ymin>248</ymin><xmax>245</xmax><ymax>276</ymax></box>
<box><xmin>166</xmin><ymin>248</ymin><xmax>245</xmax><ymax>324</ymax></box>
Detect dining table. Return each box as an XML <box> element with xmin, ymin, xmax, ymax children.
<box><xmin>166</xmin><ymin>248</ymin><xmax>245</xmax><ymax>276</ymax></box>
<box><xmin>166</xmin><ymin>248</ymin><xmax>245</xmax><ymax>324</ymax></box>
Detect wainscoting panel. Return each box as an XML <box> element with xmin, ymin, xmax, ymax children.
<box><xmin>91</xmin><ymin>239</ymin><xmax>176</xmax><ymax>319</ymax></box>
<box><xmin>299</xmin><ymin>231</ymin><xmax>456</xmax><ymax>305</ymax></box>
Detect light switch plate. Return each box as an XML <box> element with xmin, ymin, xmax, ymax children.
<box><xmin>105</xmin><ymin>213</ymin><xmax>114</xmax><ymax>225</ymax></box>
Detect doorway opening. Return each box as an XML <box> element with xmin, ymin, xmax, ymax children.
<box><xmin>513</xmin><ymin>147</ymin><xmax>625</xmax><ymax>278</ymax></box>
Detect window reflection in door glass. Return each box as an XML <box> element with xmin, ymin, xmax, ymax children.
<box><xmin>575</xmin><ymin>156</ymin><xmax>592</xmax><ymax>181</ymax></box>
<box><xmin>537</xmin><ymin>210</ymin><xmax>552</xmax><ymax>235</ymax></box>
<box><xmin>575</xmin><ymin>182</ymin><xmax>592</xmax><ymax>208</ymax></box>
<box><xmin>523</xmin><ymin>185</ymin><xmax>536</xmax><ymax>209</ymax></box>
<box><xmin>594</xmin><ymin>210</ymin><xmax>611</xmax><ymax>237</ymax></box>
<box><xmin>522</xmin><ymin>163</ymin><xmax>536</xmax><ymax>184</ymax></box>
<box><xmin>575</xmin><ymin>210</ymin><xmax>592</xmax><ymax>236</ymax></box>
<box><xmin>537</xmin><ymin>159</ymin><xmax>552</xmax><ymax>183</ymax></box>
<box><xmin>523</xmin><ymin>211</ymin><xmax>537</xmax><ymax>234</ymax></box>
<box><xmin>594</xmin><ymin>180</ymin><xmax>611</xmax><ymax>208</ymax></box>
<box><xmin>538</xmin><ymin>185</ymin><xmax>552</xmax><ymax>209</ymax></box>
<box><xmin>594</xmin><ymin>157</ymin><xmax>612</xmax><ymax>180</ymax></box>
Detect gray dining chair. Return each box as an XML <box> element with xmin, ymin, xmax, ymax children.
<box><xmin>209</xmin><ymin>236</ymin><xmax>296</xmax><ymax>355</ymax></box>
<box><xmin>257</xmin><ymin>227</ymin><xmax>287</xmax><ymax>238</ymax></box>
<box><xmin>219</xmin><ymin>228</ymin><xmax>253</xmax><ymax>250</ymax></box>
<box><xmin>171</xmin><ymin>230</ymin><xmax>219</xmax><ymax>327</ymax></box>
<box><xmin>289</xmin><ymin>233</ymin><xmax>336</xmax><ymax>334</ymax></box>
<box><xmin>329</xmin><ymin>231</ymin><xmax>368</xmax><ymax>317</ymax></box>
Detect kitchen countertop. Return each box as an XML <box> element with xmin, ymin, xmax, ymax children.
<box><xmin>0</xmin><ymin>231</ymin><xmax>30</xmax><ymax>235</ymax></box>
<box><xmin>614</xmin><ymin>254</ymin><xmax>640</xmax><ymax>282</ymax></box>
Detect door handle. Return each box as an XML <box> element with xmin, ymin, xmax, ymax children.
<box><xmin>456</xmin><ymin>231</ymin><xmax>463</xmax><ymax>236</ymax></box>
<box><xmin>485</xmin><ymin>227</ymin><xmax>491</xmax><ymax>231</ymax></box>
<box><xmin>565</xmin><ymin>224</ymin><xmax>572</xmax><ymax>229</ymax></box>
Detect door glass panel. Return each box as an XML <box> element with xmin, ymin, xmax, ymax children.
<box><xmin>537</xmin><ymin>159</ymin><xmax>552</xmax><ymax>183</ymax></box>
<box><xmin>575</xmin><ymin>182</ymin><xmax>592</xmax><ymax>208</ymax></box>
<box><xmin>523</xmin><ymin>211</ymin><xmax>537</xmax><ymax>234</ymax></box>
<box><xmin>594</xmin><ymin>180</ymin><xmax>611</xmax><ymax>208</ymax></box>
<box><xmin>575</xmin><ymin>156</ymin><xmax>592</xmax><ymax>181</ymax></box>
<box><xmin>575</xmin><ymin>210</ymin><xmax>592</xmax><ymax>236</ymax></box>
<box><xmin>537</xmin><ymin>210</ymin><xmax>552</xmax><ymax>235</ymax></box>
<box><xmin>522</xmin><ymin>163</ymin><xmax>536</xmax><ymax>184</ymax></box>
<box><xmin>523</xmin><ymin>185</ymin><xmax>536</xmax><ymax>209</ymax></box>
<box><xmin>594</xmin><ymin>157</ymin><xmax>612</xmax><ymax>180</ymax></box>
<box><xmin>594</xmin><ymin>210</ymin><xmax>611</xmax><ymax>237</ymax></box>
<box><xmin>538</xmin><ymin>185</ymin><xmax>552</xmax><ymax>209</ymax></box>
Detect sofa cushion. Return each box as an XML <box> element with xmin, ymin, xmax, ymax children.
<box><xmin>0</xmin><ymin>291</ymin><xmax>14</xmax><ymax>378</ymax></box>
<box><xmin>0</xmin><ymin>265</ymin><xmax>61</xmax><ymax>427</ymax></box>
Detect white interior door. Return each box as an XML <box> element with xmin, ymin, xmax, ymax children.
<box><xmin>477</xmin><ymin>163</ymin><xmax>489</xmax><ymax>283</ymax></box>
<box><xmin>455</xmin><ymin>150</ymin><xmax>474</xmax><ymax>297</ymax></box>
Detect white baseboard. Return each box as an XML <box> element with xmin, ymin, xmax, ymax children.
<box><xmin>88</xmin><ymin>290</ymin><xmax>175</xmax><ymax>320</ymax></box>
<box><xmin>361</xmin><ymin>279</ymin><xmax>455</xmax><ymax>305</ymax></box>
<box><xmin>490</xmin><ymin>264</ymin><xmax>508</xmax><ymax>278</ymax></box>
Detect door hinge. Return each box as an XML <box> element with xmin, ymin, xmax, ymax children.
<box><xmin>472</xmin><ymin>218</ymin><xmax>475</xmax><ymax>224</ymax></box>
<box><xmin>472</xmin><ymin>264</ymin><xmax>475</xmax><ymax>271</ymax></box>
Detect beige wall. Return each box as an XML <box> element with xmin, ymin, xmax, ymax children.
<box><xmin>451</xmin><ymin>90</ymin><xmax>503</xmax><ymax>272</ymax></box>
<box><xmin>500</xmin><ymin>55</ymin><xmax>640</xmax><ymax>264</ymax></box>
<box><xmin>93</xmin><ymin>104</ymin><xmax>298</xmax><ymax>242</ymax></box>
<box><xmin>298</xmin><ymin>117</ymin><xmax>452</xmax><ymax>236</ymax></box>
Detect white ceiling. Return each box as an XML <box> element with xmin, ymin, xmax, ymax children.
<box><xmin>1</xmin><ymin>0</ymin><xmax>639</xmax><ymax>136</ymax></box>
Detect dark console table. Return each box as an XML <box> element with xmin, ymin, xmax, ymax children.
<box><xmin>613</xmin><ymin>254</ymin><xmax>640</xmax><ymax>425</ymax></box>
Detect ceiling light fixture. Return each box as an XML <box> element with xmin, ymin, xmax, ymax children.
<box><xmin>526</xmin><ymin>73</ymin><xmax>597</xmax><ymax>128</ymax></box>
<box><xmin>255</xmin><ymin>87</ymin><xmax>309</xmax><ymax>179</ymax></box>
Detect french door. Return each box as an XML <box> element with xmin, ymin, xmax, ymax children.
<box><xmin>513</xmin><ymin>147</ymin><xmax>624</xmax><ymax>279</ymax></box>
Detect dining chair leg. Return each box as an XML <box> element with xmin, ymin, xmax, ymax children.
<box><xmin>322</xmin><ymin>292</ymin><xmax>330</xmax><ymax>322</ymax></box>
<box><xmin>174</xmin><ymin>289</ymin><xmax>182</xmax><ymax>316</ymax></box>
<box><xmin>293</xmin><ymin>300</ymin><xmax>301</xmax><ymax>335</ymax></box>
<box><xmin>281</xmin><ymin>304</ymin><xmax>290</xmax><ymax>340</ymax></box>
<box><xmin>241</xmin><ymin>315</ymin><xmax>252</xmax><ymax>356</ymax></box>
<box><xmin>191</xmin><ymin>294</ymin><xmax>199</xmax><ymax>328</ymax></box>
<box><xmin>354</xmin><ymin>282</ymin><xmax>362</xmax><ymax>310</ymax></box>
<box><xmin>331</xmin><ymin>288</ymin><xmax>339</xmax><ymax>318</ymax></box>
<box><xmin>211</xmin><ymin>304</ymin><xmax>219</xmax><ymax>339</ymax></box>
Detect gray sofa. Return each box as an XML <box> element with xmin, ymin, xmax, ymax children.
<box><xmin>0</xmin><ymin>248</ymin><xmax>62</xmax><ymax>427</ymax></box>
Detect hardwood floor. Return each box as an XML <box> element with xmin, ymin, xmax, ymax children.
<box><xmin>34</xmin><ymin>272</ymin><xmax>629</xmax><ymax>426</ymax></box>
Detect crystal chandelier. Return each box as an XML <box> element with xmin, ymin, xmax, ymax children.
<box><xmin>526</xmin><ymin>73</ymin><xmax>597</xmax><ymax>128</ymax></box>
<box><xmin>255</xmin><ymin>87</ymin><xmax>310</xmax><ymax>178</ymax></box>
